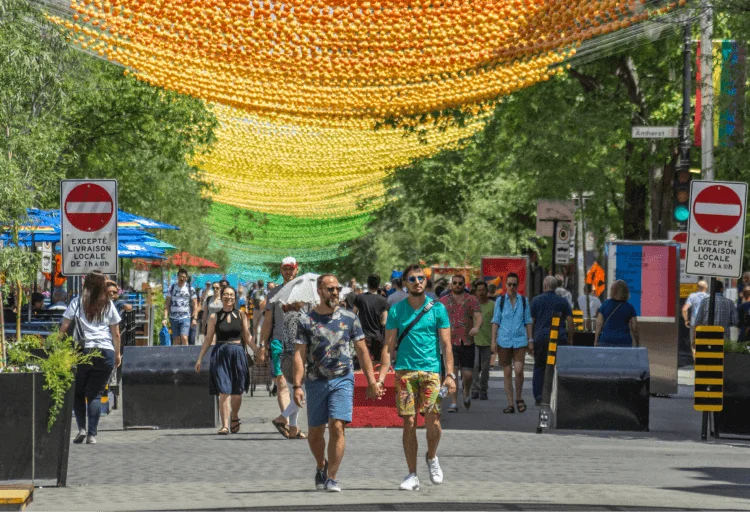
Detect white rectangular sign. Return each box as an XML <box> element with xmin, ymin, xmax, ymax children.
<box><xmin>685</xmin><ymin>180</ymin><xmax>747</xmax><ymax>278</ymax></box>
<box><xmin>40</xmin><ymin>242</ymin><xmax>53</xmax><ymax>273</ymax></box>
<box><xmin>631</xmin><ymin>126</ymin><xmax>679</xmax><ymax>138</ymax></box>
<box><xmin>61</xmin><ymin>180</ymin><xmax>118</xmax><ymax>276</ymax></box>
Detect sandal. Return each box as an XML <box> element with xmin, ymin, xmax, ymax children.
<box><xmin>217</xmin><ymin>427</ymin><xmax>229</xmax><ymax>435</ymax></box>
<box><xmin>289</xmin><ymin>429</ymin><xmax>307</xmax><ymax>439</ymax></box>
<box><xmin>516</xmin><ymin>400</ymin><xmax>527</xmax><ymax>413</ymax></box>
<box><xmin>503</xmin><ymin>405</ymin><xmax>515</xmax><ymax>414</ymax></box>
<box><xmin>271</xmin><ymin>419</ymin><xmax>290</xmax><ymax>438</ymax></box>
<box><xmin>231</xmin><ymin>417</ymin><xmax>241</xmax><ymax>434</ymax></box>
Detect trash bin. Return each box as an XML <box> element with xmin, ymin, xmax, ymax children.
<box><xmin>553</xmin><ymin>346</ymin><xmax>649</xmax><ymax>431</ymax></box>
<box><xmin>121</xmin><ymin>346</ymin><xmax>215</xmax><ymax>429</ymax></box>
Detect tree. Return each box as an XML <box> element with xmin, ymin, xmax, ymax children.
<box><xmin>0</xmin><ymin>0</ymin><xmax>70</xmax><ymax>350</ymax></box>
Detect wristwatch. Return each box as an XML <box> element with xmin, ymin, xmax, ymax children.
<box><xmin>446</xmin><ymin>372</ymin><xmax>457</xmax><ymax>380</ymax></box>
<box><xmin>293</xmin><ymin>385</ymin><xmax>302</xmax><ymax>389</ymax></box>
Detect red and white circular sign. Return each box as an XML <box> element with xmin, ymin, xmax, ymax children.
<box><xmin>64</xmin><ymin>183</ymin><xmax>114</xmax><ymax>232</ymax></box>
<box><xmin>672</xmin><ymin>232</ymin><xmax>687</xmax><ymax>260</ymax></box>
<box><xmin>693</xmin><ymin>185</ymin><xmax>743</xmax><ymax>234</ymax></box>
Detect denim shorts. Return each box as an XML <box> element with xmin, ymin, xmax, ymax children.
<box><xmin>170</xmin><ymin>317</ymin><xmax>191</xmax><ymax>337</ymax></box>
<box><xmin>304</xmin><ymin>373</ymin><xmax>354</xmax><ymax>427</ymax></box>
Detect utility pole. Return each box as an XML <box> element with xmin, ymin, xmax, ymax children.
<box><xmin>699</xmin><ymin>0</ymin><xmax>715</xmax><ymax>441</ymax></box>
<box><xmin>700</xmin><ymin>0</ymin><xmax>714</xmax><ymax>183</ymax></box>
<box><xmin>678</xmin><ymin>22</ymin><xmax>691</xmax><ymax>180</ymax></box>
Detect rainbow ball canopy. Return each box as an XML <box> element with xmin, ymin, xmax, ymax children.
<box><xmin>47</xmin><ymin>0</ymin><xmax>677</xmax><ymax>272</ymax></box>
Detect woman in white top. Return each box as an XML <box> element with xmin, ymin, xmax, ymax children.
<box><xmin>61</xmin><ymin>271</ymin><xmax>121</xmax><ymax>445</ymax></box>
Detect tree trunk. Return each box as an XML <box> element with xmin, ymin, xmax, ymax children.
<box><xmin>623</xmin><ymin>172</ymin><xmax>648</xmax><ymax>240</ymax></box>
<box><xmin>650</xmin><ymin>152</ymin><xmax>679</xmax><ymax>239</ymax></box>
<box><xmin>15</xmin><ymin>280</ymin><xmax>23</xmax><ymax>342</ymax></box>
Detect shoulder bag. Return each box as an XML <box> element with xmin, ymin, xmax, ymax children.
<box><xmin>396</xmin><ymin>301</ymin><xmax>434</xmax><ymax>348</ymax></box>
<box><xmin>70</xmin><ymin>298</ymin><xmax>86</xmax><ymax>350</ymax></box>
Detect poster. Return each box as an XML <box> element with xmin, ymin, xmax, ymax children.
<box><xmin>481</xmin><ymin>256</ymin><xmax>528</xmax><ymax>296</ymax></box>
<box><xmin>606</xmin><ymin>242</ymin><xmax>678</xmax><ymax>318</ymax></box>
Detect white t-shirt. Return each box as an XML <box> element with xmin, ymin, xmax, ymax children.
<box><xmin>168</xmin><ymin>282</ymin><xmax>196</xmax><ymax>320</ymax></box>
<box><xmin>63</xmin><ymin>297</ymin><xmax>121</xmax><ymax>351</ymax></box>
<box><xmin>577</xmin><ymin>294</ymin><xmax>602</xmax><ymax>320</ymax></box>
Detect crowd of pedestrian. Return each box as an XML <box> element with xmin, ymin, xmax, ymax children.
<box><xmin>36</xmin><ymin>258</ymin><xmax>750</xmax><ymax>492</ymax></box>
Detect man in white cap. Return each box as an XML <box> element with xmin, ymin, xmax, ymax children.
<box><xmin>263</xmin><ymin>257</ymin><xmax>300</xmax><ymax>437</ymax></box>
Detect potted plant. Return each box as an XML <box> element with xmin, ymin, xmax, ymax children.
<box><xmin>714</xmin><ymin>340</ymin><xmax>750</xmax><ymax>437</ymax></box>
<box><xmin>0</xmin><ymin>329</ymin><xmax>99</xmax><ymax>486</ymax></box>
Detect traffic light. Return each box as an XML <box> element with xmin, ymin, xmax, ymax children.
<box><xmin>673</xmin><ymin>168</ymin><xmax>691</xmax><ymax>224</ymax></box>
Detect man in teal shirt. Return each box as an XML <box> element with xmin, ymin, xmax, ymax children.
<box><xmin>379</xmin><ymin>264</ymin><xmax>455</xmax><ymax>492</ymax></box>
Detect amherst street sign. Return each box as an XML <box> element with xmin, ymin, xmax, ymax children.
<box><xmin>685</xmin><ymin>181</ymin><xmax>748</xmax><ymax>279</ymax></box>
<box><xmin>631</xmin><ymin>126</ymin><xmax>679</xmax><ymax>139</ymax></box>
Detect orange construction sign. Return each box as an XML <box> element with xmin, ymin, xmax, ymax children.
<box><xmin>586</xmin><ymin>262</ymin><xmax>605</xmax><ymax>297</ymax></box>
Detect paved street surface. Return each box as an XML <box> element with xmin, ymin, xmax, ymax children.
<box><xmin>29</xmin><ymin>366</ymin><xmax>750</xmax><ymax>511</ymax></box>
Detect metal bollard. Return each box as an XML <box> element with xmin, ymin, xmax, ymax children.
<box><xmin>537</xmin><ymin>313</ymin><xmax>561</xmax><ymax>434</ymax></box>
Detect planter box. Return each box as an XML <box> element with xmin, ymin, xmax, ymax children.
<box><xmin>715</xmin><ymin>352</ymin><xmax>750</xmax><ymax>437</ymax></box>
<box><xmin>0</xmin><ymin>372</ymin><xmax>73</xmax><ymax>486</ymax></box>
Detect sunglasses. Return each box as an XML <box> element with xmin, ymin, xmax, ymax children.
<box><xmin>407</xmin><ymin>276</ymin><xmax>425</xmax><ymax>283</ymax></box>
<box><xmin>326</xmin><ymin>286</ymin><xmax>343</xmax><ymax>293</ymax></box>
<box><xmin>452</xmin><ymin>281</ymin><xmax>465</xmax><ymax>286</ymax></box>
<box><xmin>507</xmin><ymin>282</ymin><xmax>518</xmax><ymax>287</ymax></box>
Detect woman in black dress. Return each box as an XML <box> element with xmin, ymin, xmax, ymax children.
<box><xmin>195</xmin><ymin>286</ymin><xmax>265</xmax><ymax>434</ymax></box>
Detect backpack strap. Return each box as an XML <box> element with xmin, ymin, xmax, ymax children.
<box><xmin>498</xmin><ymin>294</ymin><xmax>526</xmax><ymax>325</ymax></box>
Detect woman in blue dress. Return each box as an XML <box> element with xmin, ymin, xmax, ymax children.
<box><xmin>594</xmin><ymin>280</ymin><xmax>640</xmax><ymax>348</ymax></box>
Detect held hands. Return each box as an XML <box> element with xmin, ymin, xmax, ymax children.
<box><xmin>367</xmin><ymin>381</ymin><xmax>385</xmax><ymax>400</ymax></box>
<box><xmin>443</xmin><ymin>375</ymin><xmax>457</xmax><ymax>395</ymax></box>
<box><xmin>254</xmin><ymin>347</ymin><xmax>266</xmax><ymax>364</ymax></box>
<box><xmin>293</xmin><ymin>387</ymin><xmax>306</xmax><ymax>407</ymax></box>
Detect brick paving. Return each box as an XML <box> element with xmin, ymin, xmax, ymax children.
<box><xmin>27</xmin><ymin>367</ymin><xmax>750</xmax><ymax>511</ymax></box>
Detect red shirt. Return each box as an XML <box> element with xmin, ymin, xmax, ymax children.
<box><xmin>440</xmin><ymin>293</ymin><xmax>481</xmax><ymax>346</ymax></box>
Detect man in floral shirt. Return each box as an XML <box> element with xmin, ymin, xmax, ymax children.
<box><xmin>439</xmin><ymin>274</ymin><xmax>482</xmax><ymax>412</ymax></box>
<box><xmin>292</xmin><ymin>274</ymin><xmax>381</xmax><ymax>493</ymax></box>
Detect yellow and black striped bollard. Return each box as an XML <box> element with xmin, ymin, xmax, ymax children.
<box><xmin>572</xmin><ymin>310</ymin><xmax>584</xmax><ymax>332</ymax></box>
<box><xmin>537</xmin><ymin>313</ymin><xmax>561</xmax><ymax>434</ymax></box>
<box><xmin>694</xmin><ymin>325</ymin><xmax>724</xmax><ymax>440</ymax></box>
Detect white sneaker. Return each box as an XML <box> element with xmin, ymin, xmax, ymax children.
<box><xmin>73</xmin><ymin>429</ymin><xmax>86</xmax><ymax>444</ymax></box>
<box><xmin>86</xmin><ymin>435</ymin><xmax>97</xmax><ymax>444</ymax></box>
<box><xmin>325</xmin><ymin>478</ymin><xmax>341</xmax><ymax>492</ymax></box>
<box><xmin>426</xmin><ymin>454</ymin><xmax>443</xmax><ymax>484</ymax></box>
<box><xmin>399</xmin><ymin>473</ymin><xmax>420</xmax><ymax>491</ymax></box>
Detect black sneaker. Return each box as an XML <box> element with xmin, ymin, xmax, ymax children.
<box><xmin>315</xmin><ymin>460</ymin><xmax>328</xmax><ymax>490</ymax></box>
<box><xmin>471</xmin><ymin>392</ymin><xmax>479</xmax><ymax>400</ymax></box>
<box><xmin>535</xmin><ymin>400</ymin><xmax>542</xmax><ymax>406</ymax></box>
<box><xmin>479</xmin><ymin>393</ymin><xmax>488</xmax><ymax>400</ymax></box>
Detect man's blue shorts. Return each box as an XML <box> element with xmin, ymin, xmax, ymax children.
<box><xmin>304</xmin><ymin>373</ymin><xmax>354</xmax><ymax>428</ymax></box>
<box><xmin>170</xmin><ymin>317</ymin><xmax>191</xmax><ymax>337</ymax></box>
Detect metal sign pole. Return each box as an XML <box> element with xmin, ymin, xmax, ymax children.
<box><xmin>552</xmin><ymin>219</ymin><xmax>558</xmax><ymax>277</ymax></box>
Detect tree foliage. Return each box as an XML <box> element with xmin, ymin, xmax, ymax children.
<box><xmin>1</xmin><ymin>0</ymin><xmax>225</xmax><ymax>282</ymax></box>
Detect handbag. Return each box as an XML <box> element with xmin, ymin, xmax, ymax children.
<box><xmin>239</xmin><ymin>310</ymin><xmax>255</xmax><ymax>368</ymax></box>
<box><xmin>70</xmin><ymin>298</ymin><xmax>86</xmax><ymax>349</ymax></box>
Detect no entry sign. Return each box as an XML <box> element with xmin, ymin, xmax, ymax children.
<box><xmin>686</xmin><ymin>181</ymin><xmax>747</xmax><ymax>278</ymax></box>
<box><xmin>64</xmin><ymin>183</ymin><xmax>114</xmax><ymax>232</ymax></box>
<box><xmin>61</xmin><ymin>180</ymin><xmax>118</xmax><ymax>275</ymax></box>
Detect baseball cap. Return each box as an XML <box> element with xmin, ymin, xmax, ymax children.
<box><xmin>281</xmin><ymin>256</ymin><xmax>297</xmax><ymax>268</ymax></box>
